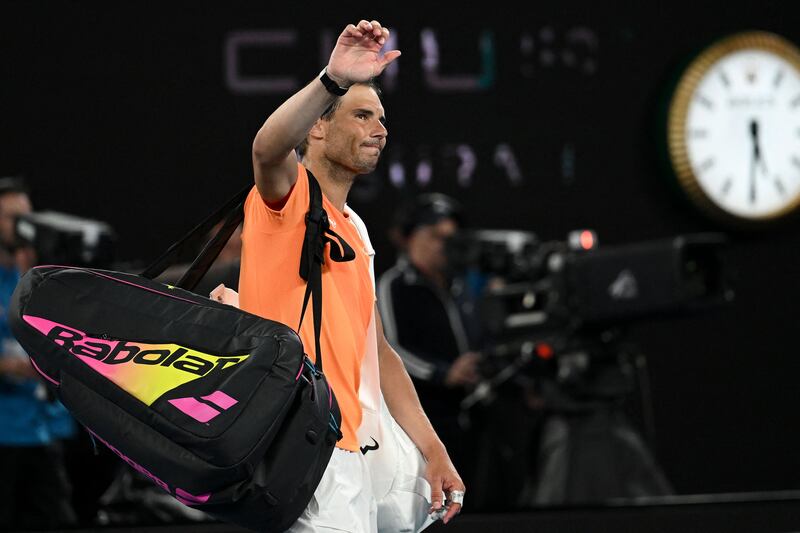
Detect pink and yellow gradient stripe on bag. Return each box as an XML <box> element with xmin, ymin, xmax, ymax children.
<box><xmin>23</xmin><ymin>315</ymin><xmax>249</xmax><ymax>406</ymax></box>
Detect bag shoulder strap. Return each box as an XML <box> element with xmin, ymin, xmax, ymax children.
<box><xmin>298</xmin><ymin>171</ymin><xmax>356</xmax><ymax>373</ymax></box>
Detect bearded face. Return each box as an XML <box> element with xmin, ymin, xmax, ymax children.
<box><xmin>317</xmin><ymin>85</ymin><xmax>388</xmax><ymax>175</ymax></box>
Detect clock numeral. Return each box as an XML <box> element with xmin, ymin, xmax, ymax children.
<box><xmin>791</xmin><ymin>94</ymin><xmax>800</xmax><ymax>109</ymax></box>
<box><xmin>720</xmin><ymin>177</ymin><xmax>733</xmax><ymax>197</ymax></box>
<box><xmin>774</xmin><ymin>177</ymin><xmax>786</xmax><ymax>196</ymax></box>
<box><xmin>791</xmin><ymin>155</ymin><xmax>800</xmax><ymax>170</ymax></box>
<box><xmin>774</xmin><ymin>69</ymin><xmax>785</xmax><ymax>88</ymax></box>
<box><xmin>689</xmin><ymin>128</ymin><xmax>708</xmax><ymax>139</ymax></box>
<box><xmin>697</xmin><ymin>157</ymin><xmax>715</xmax><ymax>174</ymax></box>
<box><xmin>696</xmin><ymin>94</ymin><xmax>714</xmax><ymax>110</ymax></box>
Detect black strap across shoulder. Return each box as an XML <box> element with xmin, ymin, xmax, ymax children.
<box><xmin>140</xmin><ymin>170</ymin><xmax>355</xmax><ymax>373</ymax></box>
<box><xmin>298</xmin><ymin>170</ymin><xmax>356</xmax><ymax>372</ymax></box>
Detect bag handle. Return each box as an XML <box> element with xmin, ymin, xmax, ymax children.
<box><xmin>139</xmin><ymin>185</ymin><xmax>250</xmax><ymax>283</ymax></box>
<box><xmin>140</xmin><ymin>170</ymin><xmax>355</xmax><ymax>373</ymax></box>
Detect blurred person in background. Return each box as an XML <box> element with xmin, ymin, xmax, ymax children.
<box><xmin>377</xmin><ymin>193</ymin><xmax>483</xmax><ymax>498</ymax></box>
<box><xmin>0</xmin><ymin>177</ymin><xmax>77</xmax><ymax>530</ymax></box>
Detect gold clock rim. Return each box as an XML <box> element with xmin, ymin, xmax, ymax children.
<box><xmin>667</xmin><ymin>30</ymin><xmax>800</xmax><ymax>224</ymax></box>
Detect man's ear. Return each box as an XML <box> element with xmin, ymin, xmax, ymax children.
<box><xmin>308</xmin><ymin>119</ymin><xmax>325</xmax><ymax>141</ymax></box>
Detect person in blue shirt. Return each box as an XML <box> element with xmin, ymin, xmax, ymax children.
<box><xmin>0</xmin><ymin>177</ymin><xmax>77</xmax><ymax>530</ymax></box>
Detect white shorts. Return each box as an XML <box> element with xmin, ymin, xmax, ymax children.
<box><xmin>286</xmin><ymin>448</ymin><xmax>377</xmax><ymax>533</ymax></box>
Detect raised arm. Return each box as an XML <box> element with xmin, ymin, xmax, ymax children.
<box><xmin>251</xmin><ymin>19</ymin><xmax>401</xmax><ymax>202</ymax></box>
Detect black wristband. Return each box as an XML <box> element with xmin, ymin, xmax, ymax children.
<box><xmin>319</xmin><ymin>68</ymin><xmax>349</xmax><ymax>96</ymax></box>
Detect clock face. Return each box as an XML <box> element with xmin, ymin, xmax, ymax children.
<box><xmin>667</xmin><ymin>32</ymin><xmax>800</xmax><ymax>223</ymax></box>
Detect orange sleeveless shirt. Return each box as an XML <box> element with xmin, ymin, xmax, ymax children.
<box><xmin>238</xmin><ymin>164</ymin><xmax>374</xmax><ymax>452</ymax></box>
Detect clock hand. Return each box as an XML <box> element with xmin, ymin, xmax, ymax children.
<box><xmin>749</xmin><ymin>119</ymin><xmax>758</xmax><ymax>203</ymax></box>
<box><xmin>751</xmin><ymin>119</ymin><xmax>769</xmax><ymax>175</ymax></box>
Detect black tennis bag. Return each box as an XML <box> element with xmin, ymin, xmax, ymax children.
<box><xmin>8</xmin><ymin>173</ymin><xmax>353</xmax><ymax>532</ymax></box>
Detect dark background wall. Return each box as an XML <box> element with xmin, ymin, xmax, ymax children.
<box><xmin>2</xmin><ymin>1</ymin><xmax>800</xmax><ymax>496</ymax></box>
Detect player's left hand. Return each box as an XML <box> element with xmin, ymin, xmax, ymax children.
<box><xmin>425</xmin><ymin>451</ymin><xmax>465</xmax><ymax>524</ymax></box>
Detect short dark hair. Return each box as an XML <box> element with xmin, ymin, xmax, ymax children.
<box><xmin>0</xmin><ymin>176</ymin><xmax>29</xmax><ymax>199</ymax></box>
<box><xmin>295</xmin><ymin>80</ymin><xmax>383</xmax><ymax>159</ymax></box>
<box><xmin>393</xmin><ymin>193</ymin><xmax>464</xmax><ymax>237</ymax></box>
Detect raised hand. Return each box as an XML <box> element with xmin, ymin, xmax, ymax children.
<box><xmin>327</xmin><ymin>20</ymin><xmax>401</xmax><ymax>86</ymax></box>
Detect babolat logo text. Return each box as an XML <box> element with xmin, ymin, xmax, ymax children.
<box><xmin>46</xmin><ymin>325</ymin><xmax>242</xmax><ymax>376</ymax></box>
<box><xmin>23</xmin><ymin>315</ymin><xmax>250</xmax><ymax>406</ymax></box>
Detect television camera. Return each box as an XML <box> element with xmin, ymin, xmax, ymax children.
<box><xmin>13</xmin><ymin>210</ymin><xmax>116</xmax><ymax>269</ymax></box>
<box><xmin>446</xmin><ymin>229</ymin><xmax>733</xmax><ymax>409</ymax></box>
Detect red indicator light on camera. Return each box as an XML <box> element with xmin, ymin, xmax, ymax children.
<box><xmin>535</xmin><ymin>343</ymin><xmax>554</xmax><ymax>360</ymax></box>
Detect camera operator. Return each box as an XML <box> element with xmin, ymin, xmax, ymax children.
<box><xmin>378</xmin><ymin>193</ymin><xmax>482</xmax><ymax>493</ymax></box>
<box><xmin>0</xmin><ymin>177</ymin><xmax>77</xmax><ymax>529</ymax></box>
